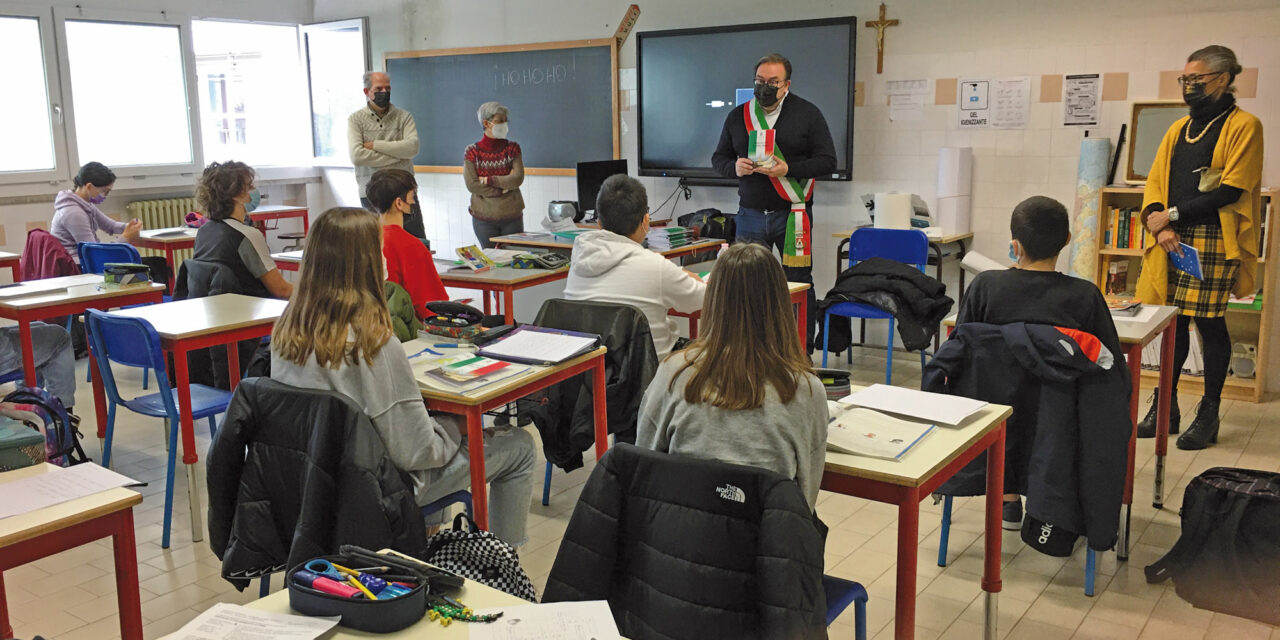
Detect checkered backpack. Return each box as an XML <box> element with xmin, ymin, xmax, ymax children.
<box><xmin>424</xmin><ymin>513</ymin><xmax>536</xmax><ymax>601</ymax></box>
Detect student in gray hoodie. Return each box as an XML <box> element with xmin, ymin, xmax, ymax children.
<box><xmin>563</xmin><ymin>174</ymin><xmax>706</xmax><ymax>354</ymax></box>
<box><xmin>51</xmin><ymin>162</ymin><xmax>142</xmax><ymax>263</ymax></box>
<box><xmin>271</xmin><ymin>207</ymin><xmax>535</xmax><ymax>546</ymax></box>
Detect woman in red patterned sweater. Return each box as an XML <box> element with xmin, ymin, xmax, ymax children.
<box><xmin>463</xmin><ymin>102</ymin><xmax>525</xmax><ymax>248</ymax></box>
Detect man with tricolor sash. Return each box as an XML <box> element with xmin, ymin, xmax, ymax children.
<box><xmin>712</xmin><ymin>53</ymin><xmax>836</xmax><ymax>352</ymax></box>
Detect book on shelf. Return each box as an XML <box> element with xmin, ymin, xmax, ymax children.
<box><xmin>1106</xmin><ymin>261</ymin><xmax>1129</xmax><ymax>295</ymax></box>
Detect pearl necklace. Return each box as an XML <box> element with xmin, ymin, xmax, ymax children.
<box><xmin>1184</xmin><ymin>106</ymin><xmax>1233</xmax><ymax>144</ymax></box>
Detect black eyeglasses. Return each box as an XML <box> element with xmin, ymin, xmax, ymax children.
<box><xmin>753</xmin><ymin>78</ymin><xmax>786</xmax><ymax>89</ymax></box>
<box><xmin>1176</xmin><ymin>72</ymin><xmax>1224</xmax><ymax>87</ymax></box>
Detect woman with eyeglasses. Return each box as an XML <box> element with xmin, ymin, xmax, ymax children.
<box><xmin>51</xmin><ymin>162</ymin><xmax>143</xmax><ymax>262</ymax></box>
<box><xmin>1135</xmin><ymin>45</ymin><xmax>1264</xmax><ymax>450</ymax></box>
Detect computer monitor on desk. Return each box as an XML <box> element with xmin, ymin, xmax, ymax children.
<box><xmin>576</xmin><ymin>159</ymin><xmax>628</xmax><ymax>222</ymax></box>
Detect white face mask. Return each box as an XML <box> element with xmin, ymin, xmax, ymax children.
<box><xmin>489</xmin><ymin>122</ymin><xmax>508</xmax><ymax>139</ymax></box>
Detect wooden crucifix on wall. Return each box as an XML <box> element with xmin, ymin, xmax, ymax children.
<box><xmin>865</xmin><ymin>3</ymin><xmax>899</xmax><ymax>74</ymax></box>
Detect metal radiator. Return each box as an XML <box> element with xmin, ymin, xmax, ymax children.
<box><xmin>126</xmin><ymin>198</ymin><xmax>197</xmax><ymax>266</ymax></box>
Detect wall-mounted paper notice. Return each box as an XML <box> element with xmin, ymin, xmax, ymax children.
<box><xmin>886</xmin><ymin>78</ymin><xmax>931</xmax><ymax>96</ymax></box>
<box><xmin>889</xmin><ymin>94</ymin><xmax>924</xmax><ymax>122</ymax></box>
<box><xmin>1063</xmin><ymin>73</ymin><xmax>1101</xmax><ymax>126</ymax></box>
<box><xmin>959</xmin><ymin>76</ymin><xmax>1031</xmax><ymax>129</ymax></box>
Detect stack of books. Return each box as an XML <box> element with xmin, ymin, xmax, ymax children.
<box><xmin>645</xmin><ymin>226</ymin><xmax>694</xmax><ymax>250</ymax></box>
<box><xmin>416</xmin><ymin>353</ymin><xmax>530</xmax><ymax>394</ymax></box>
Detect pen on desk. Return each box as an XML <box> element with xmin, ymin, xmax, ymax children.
<box><xmin>408</xmin><ymin>346</ymin><xmax>442</xmax><ymax>358</ymax></box>
<box><xmin>432</xmin><ymin>343</ymin><xmax>467</xmax><ymax>348</ymax></box>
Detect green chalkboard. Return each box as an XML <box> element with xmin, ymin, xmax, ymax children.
<box><xmin>385</xmin><ymin>39</ymin><xmax>618</xmax><ymax>174</ymax></box>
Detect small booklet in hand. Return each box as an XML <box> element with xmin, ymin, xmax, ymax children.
<box><xmin>1169</xmin><ymin>243</ymin><xmax>1203</xmax><ymax>280</ymax></box>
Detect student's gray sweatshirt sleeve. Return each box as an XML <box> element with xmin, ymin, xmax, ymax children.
<box><xmin>366</xmin><ymin>347</ymin><xmax>463</xmax><ymax>472</ymax></box>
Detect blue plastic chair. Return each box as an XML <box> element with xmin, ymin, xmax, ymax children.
<box><xmin>936</xmin><ymin>496</ymin><xmax>1097</xmax><ymax>596</ymax></box>
<box><xmin>823</xmin><ymin>575</ymin><xmax>869</xmax><ymax>638</ymax></box>
<box><xmin>822</xmin><ymin>228</ymin><xmax>931</xmax><ymax>384</ymax></box>
<box><xmin>84</xmin><ymin>309</ymin><xmax>231</xmax><ymax>549</ymax></box>
<box><xmin>255</xmin><ymin>490</ymin><xmax>473</xmax><ymax>598</ymax></box>
<box><xmin>77</xmin><ymin>242</ymin><xmax>160</xmax><ymax>389</ymax></box>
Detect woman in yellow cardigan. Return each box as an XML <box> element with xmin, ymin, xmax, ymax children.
<box><xmin>1136</xmin><ymin>45</ymin><xmax>1264</xmax><ymax>450</ymax></box>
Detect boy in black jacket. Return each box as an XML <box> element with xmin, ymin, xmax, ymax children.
<box><xmin>957</xmin><ymin>195</ymin><xmax>1125</xmax><ymax>530</ymax></box>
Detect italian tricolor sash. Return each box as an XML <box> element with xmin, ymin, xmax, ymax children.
<box><xmin>744</xmin><ymin>98</ymin><xmax>813</xmax><ymax>267</ymax></box>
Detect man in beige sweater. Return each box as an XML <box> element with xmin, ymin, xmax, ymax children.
<box><xmin>348</xmin><ymin>71</ymin><xmax>425</xmax><ymax>240</ymax></box>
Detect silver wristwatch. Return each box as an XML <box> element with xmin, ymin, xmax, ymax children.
<box><xmin>1167</xmin><ymin>206</ymin><xmax>1180</xmax><ymax>222</ymax></box>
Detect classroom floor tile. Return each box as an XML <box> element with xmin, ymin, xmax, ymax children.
<box><xmin>4</xmin><ymin>353</ymin><xmax>1278</xmax><ymax>639</ymax></box>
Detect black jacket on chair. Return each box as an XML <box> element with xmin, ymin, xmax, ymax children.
<box><xmin>527</xmin><ymin>299</ymin><xmax>659</xmax><ymax>472</ymax></box>
<box><xmin>206</xmin><ymin>378</ymin><xmax>427</xmax><ymax>590</ymax></box>
<box><xmin>923</xmin><ymin>322</ymin><xmax>1131</xmax><ymax>551</ymax></box>
<box><xmin>816</xmin><ymin>257</ymin><xmax>953</xmax><ymax>352</ymax></box>
<box><xmin>543</xmin><ymin>444</ymin><xmax>828</xmax><ymax>640</ymax></box>
<box><xmin>175</xmin><ymin>259</ymin><xmax>262</xmax><ymax>390</ymax></box>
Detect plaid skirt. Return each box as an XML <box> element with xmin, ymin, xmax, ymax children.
<box><xmin>1168</xmin><ymin>224</ymin><xmax>1238</xmax><ymax>318</ymax></box>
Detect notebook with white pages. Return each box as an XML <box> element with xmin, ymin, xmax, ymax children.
<box><xmin>838</xmin><ymin>384</ymin><xmax>987</xmax><ymax>427</ymax></box>
<box><xmin>826</xmin><ymin>405</ymin><xmax>936</xmax><ymax>461</ymax></box>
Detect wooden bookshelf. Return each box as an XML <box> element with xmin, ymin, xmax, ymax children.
<box><xmin>1095</xmin><ymin>186</ymin><xmax>1275</xmax><ymax>402</ymax></box>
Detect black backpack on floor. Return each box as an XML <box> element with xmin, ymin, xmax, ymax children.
<box><xmin>1145</xmin><ymin>467</ymin><xmax>1280</xmax><ymax>624</ymax></box>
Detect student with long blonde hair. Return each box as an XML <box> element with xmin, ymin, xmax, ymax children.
<box><xmin>271</xmin><ymin>207</ymin><xmax>535</xmax><ymax>546</ymax></box>
<box><xmin>636</xmin><ymin>243</ymin><xmax>828</xmax><ymax>510</ymax></box>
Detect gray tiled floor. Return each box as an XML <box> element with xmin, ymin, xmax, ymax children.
<box><xmin>6</xmin><ymin>350</ymin><xmax>1280</xmax><ymax>639</ymax></box>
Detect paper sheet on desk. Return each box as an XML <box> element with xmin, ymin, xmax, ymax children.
<box><xmin>839</xmin><ymin>383</ymin><xmax>987</xmax><ymax>426</ymax></box>
<box><xmin>469</xmin><ymin>601</ymin><xmax>620</xmax><ymax>640</ymax></box>
<box><xmin>160</xmin><ymin>603</ymin><xmax>338</xmax><ymax>640</ymax></box>
<box><xmin>0</xmin><ymin>463</ymin><xmax>140</xmax><ymax>519</ymax></box>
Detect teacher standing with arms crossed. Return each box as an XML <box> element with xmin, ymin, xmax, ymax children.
<box><xmin>349</xmin><ymin>71</ymin><xmax>426</xmax><ymax>241</ymax></box>
<box><xmin>712</xmin><ymin>53</ymin><xmax>836</xmax><ymax>352</ymax></box>
<box><xmin>1136</xmin><ymin>45</ymin><xmax>1264</xmax><ymax>450</ymax></box>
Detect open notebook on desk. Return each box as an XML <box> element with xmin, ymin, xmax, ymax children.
<box><xmin>827</xmin><ymin>404</ymin><xmax>936</xmax><ymax>461</ymax></box>
<box><xmin>477</xmin><ymin>325</ymin><xmax>599</xmax><ymax>365</ymax></box>
<box><xmin>838</xmin><ymin>383</ymin><xmax>987</xmax><ymax>427</ymax></box>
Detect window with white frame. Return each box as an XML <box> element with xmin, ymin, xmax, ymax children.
<box><xmin>192</xmin><ymin>20</ymin><xmax>310</xmax><ymax>167</ymax></box>
<box><xmin>0</xmin><ymin>15</ymin><xmax>58</xmax><ymax>175</ymax></box>
<box><xmin>62</xmin><ymin>18</ymin><xmax>195</xmax><ymax>169</ymax></box>
<box><xmin>303</xmin><ymin>18</ymin><xmax>369</xmax><ymax>161</ymax></box>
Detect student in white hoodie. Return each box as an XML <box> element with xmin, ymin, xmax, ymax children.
<box><xmin>564</xmin><ymin>174</ymin><xmax>706</xmax><ymax>354</ymax></box>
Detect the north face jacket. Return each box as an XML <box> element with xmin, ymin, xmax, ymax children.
<box><xmin>543</xmin><ymin>444</ymin><xmax>827</xmax><ymax>640</ymax></box>
<box><xmin>923</xmin><ymin>322</ymin><xmax>1132</xmax><ymax>551</ymax></box>
<box><xmin>207</xmin><ymin>377</ymin><xmax>427</xmax><ymax>590</ymax></box>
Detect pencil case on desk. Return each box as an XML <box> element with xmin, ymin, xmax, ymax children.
<box><xmin>102</xmin><ymin>263</ymin><xmax>152</xmax><ymax>287</ymax></box>
<box><xmin>287</xmin><ymin>554</ymin><xmax>429</xmax><ymax>633</ymax></box>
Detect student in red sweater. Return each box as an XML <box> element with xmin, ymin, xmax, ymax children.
<box><xmin>366</xmin><ymin>169</ymin><xmax>447</xmax><ymax>318</ymax></box>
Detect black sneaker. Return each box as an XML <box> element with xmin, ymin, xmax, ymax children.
<box><xmin>1002</xmin><ymin>498</ymin><xmax>1022</xmax><ymax>531</ymax></box>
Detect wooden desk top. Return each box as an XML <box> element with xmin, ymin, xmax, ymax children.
<box><xmin>401</xmin><ymin>339</ymin><xmax>606</xmax><ymax>406</ymax></box>
<box><xmin>832</xmin><ymin>229</ymin><xmax>974</xmax><ymax>245</ymax></box>
<box><xmin>109</xmin><ymin>294</ymin><xmax>287</xmax><ymax>340</ymax></box>
<box><xmin>0</xmin><ymin>275</ymin><xmax>164</xmax><ymax>311</ymax></box>
<box><xmin>436</xmin><ymin>261</ymin><xmax>569</xmax><ymax>285</ymax></box>
<box><xmin>249</xmin><ymin>204</ymin><xmax>308</xmax><ymax>215</ymax></box>
<box><xmin>491</xmin><ymin>233</ymin><xmax>721</xmax><ymax>257</ymax></box>
<box><xmin>0</xmin><ymin>463</ymin><xmax>141</xmax><ymax>548</ymax></box>
<box><xmin>245</xmin><ymin>553</ymin><xmax>533</xmax><ymax>639</ymax></box>
<box><xmin>941</xmin><ymin>304</ymin><xmax>1178</xmax><ymax>347</ymax></box>
<box><xmin>1112</xmin><ymin>305</ymin><xmax>1178</xmax><ymax>347</ymax></box>
<box><xmin>824</xmin><ymin>387</ymin><xmax>1012</xmax><ymax>488</ymax></box>
<box><xmin>681</xmin><ymin>260</ymin><xmax>809</xmax><ymax>294</ymax></box>
<box><xmin>0</xmin><ymin>251</ymin><xmax>19</xmax><ymax>261</ymax></box>
<box><xmin>136</xmin><ymin>227</ymin><xmax>197</xmax><ymax>243</ymax></box>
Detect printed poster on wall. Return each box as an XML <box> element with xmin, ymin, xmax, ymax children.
<box><xmin>958</xmin><ymin>76</ymin><xmax>1031</xmax><ymax>129</ymax></box>
<box><xmin>1063</xmin><ymin>73</ymin><xmax>1101</xmax><ymax>126</ymax></box>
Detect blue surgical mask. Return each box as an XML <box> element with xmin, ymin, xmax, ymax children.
<box><xmin>1008</xmin><ymin>242</ymin><xmax>1019</xmax><ymax>263</ymax></box>
<box><xmin>245</xmin><ymin>189</ymin><xmax>261</xmax><ymax>213</ymax></box>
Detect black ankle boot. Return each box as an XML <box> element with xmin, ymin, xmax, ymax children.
<box><xmin>1176</xmin><ymin>398</ymin><xmax>1221</xmax><ymax>450</ymax></box>
<box><xmin>1136</xmin><ymin>388</ymin><xmax>1180</xmax><ymax>438</ymax></box>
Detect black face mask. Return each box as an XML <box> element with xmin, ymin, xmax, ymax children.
<box><xmin>753</xmin><ymin>82</ymin><xmax>781</xmax><ymax>107</ymax></box>
<box><xmin>1182</xmin><ymin>83</ymin><xmax>1212</xmax><ymax>110</ymax></box>
<box><xmin>371</xmin><ymin>90</ymin><xmax>391</xmax><ymax>109</ymax></box>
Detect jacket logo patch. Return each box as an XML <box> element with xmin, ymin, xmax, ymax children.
<box><xmin>1058</xmin><ymin>339</ymin><xmax>1075</xmax><ymax>355</ymax></box>
<box><xmin>716</xmin><ymin>484</ymin><xmax>746</xmax><ymax>503</ymax></box>
<box><xmin>1038</xmin><ymin>522</ymin><xmax>1054</xmax><ymax>544</ymax></box>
